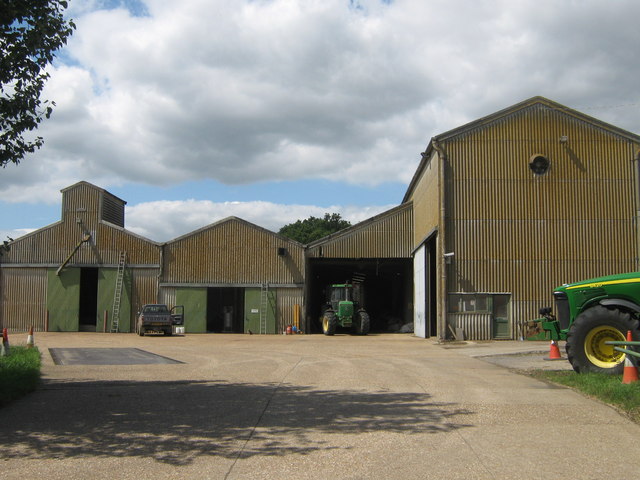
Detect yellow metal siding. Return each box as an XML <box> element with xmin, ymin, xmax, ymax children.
<box><xmin>2</xmin><ymin>222</ymin><xmax>160</xmax><ymax>266</ymax></box>
<box><xmin>96</xmin><ymin>224</ymin><xmax>160</xmax><ymax>265</ymax></box>
<box><xmin>408</xmin><ymin>152</ymin><xmax>441</xmax><ymax>246</ymax></box>
<box><xmin>443</xmin><ymin>103</ymin><xmax>639</xmax><ymax>338</ymax></box>
<box><xmin>164</xmin><ymin>219</ymin><xmax>305</xmax><ymax>285</ymax></box>
<box><xmin>62</xmin><ymin>183</ymin><xmax>102</xmax><ymax>230</ymax></box>
<box><xmin>307</xmin><ymin>204</ymin><xmax>414</xmax><ymax>258</ymax></box>
<box><xmin>276</xmin><ymin>288</ymin><xmax>304</xmax><ymax>333</ymax></box>
<box><xmin>130</xmin><ymin>269</ymin><xmax>160</xmax><ymax>329</ymax></box>
<box><xmin>3</xmin><ymin>182</ymin><xmax>159</xmax><ymax>268</ymax></box>
<box><xmin>0</xmin><ymin>268</ymin><xmax>47</xmax><ymax>332</ymax></box>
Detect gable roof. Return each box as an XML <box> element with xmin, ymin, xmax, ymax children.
<box><xmin>61</xmin><ymin>180</ymin><xmax>127</xmax><ymax>205</ymax></box>
<box><xmin>165</xmin><ymin>215</ymin><xmax>304</xmax><ymax>247</ymax></box>
<box><xmin>403</xmin><ymin>96</ymin><xmax>640</xmax><ymax>202</ymax></box>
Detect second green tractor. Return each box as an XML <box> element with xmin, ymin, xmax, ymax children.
<box><xmin>321</xmin><ymin>283</ymin><xmax>370</xmax><ymax>335</ymax></box>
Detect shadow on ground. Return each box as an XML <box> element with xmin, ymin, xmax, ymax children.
<box><xmin>0</xmin><ymin>379</ymin><xmax>474</xmax><ymax>466</ymax></box>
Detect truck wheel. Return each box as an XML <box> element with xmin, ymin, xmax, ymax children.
<box><xmin>164</xmin><ymin>328</ymin><xmax>173</xmax><ymax>336</ymax></box>
<box><xmin>352</xmin><ymin>310</ymin><xmax>370</xmax><ymax>335</ymax></box>
<box><xmin>566</xmin><ymin>306</ymin><xmax>640</xmax><ymax>374</ymax></box>
<box><xmin>322</xmin><ymin>310</ymin><xmax>337</xmax><ymax>336</ymax></box>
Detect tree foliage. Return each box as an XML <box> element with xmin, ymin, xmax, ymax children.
<box><xmin>0</xmin><ymin>0</ymin><xmax>75</xmax><ymax>166</ymax></box>
<box><xmin>278</xmin><ymin>213</ymin><xmax>351</xmax><ymax>244</ymax></box>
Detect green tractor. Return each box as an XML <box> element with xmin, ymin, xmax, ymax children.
<box><xmin>537</xmin><ymin>272</ymin><xmax>640</xmax><ymax>374</ymax></box>
<box><xmin>320</xmin><ymin>283</ymin><xmax>370</xmax><ymax>335</ymax></box>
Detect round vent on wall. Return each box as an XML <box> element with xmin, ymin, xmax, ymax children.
<box><xmin>529</xmin><ymin>154</ymin><xmax>550</xmax><ymax>175</ymax></box>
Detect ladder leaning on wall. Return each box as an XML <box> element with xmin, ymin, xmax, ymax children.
<box><xmin>259</xmin><ymin>283</ymin><xmax>269</xmax><ymax>334</ymax></box>
<box><xmin>110</xmin><ymin>251</ymin><xmax>127</xmax><ymax>333</ymax></box>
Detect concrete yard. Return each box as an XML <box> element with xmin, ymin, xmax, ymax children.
<box><xmin>0</xmin><ymin>332</ymin><xmax>638</xmax><ymax>479</ymax></box>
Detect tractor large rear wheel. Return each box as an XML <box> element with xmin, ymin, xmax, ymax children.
<box><xmin>352</xmin><ymin>310</ymin><xmax>370</xmax><ymax>335</ymax></box>
<box><xmin>322</xmin><ymin>310</ymin><xmax>337</xmax><ymax>336</ymax></box>
<box><xmin>566</xmin><ymin>306</ymin><xmax>640</xmax><ymax>374</ymax></box>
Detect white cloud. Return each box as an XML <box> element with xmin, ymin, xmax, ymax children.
<box><xmin>0</xmin><ymin>229</ymin><xmax>34</xmax><ymax>243</ymax></box>
<box><xmin>125</xmin><ymin>199</ymin><xmax>393</xmax><ymax>242</ymax></box>
<box><xmin>3</xmin><ymin>0</ymin><xmax>640</xmax><ymax>234</ymax></box>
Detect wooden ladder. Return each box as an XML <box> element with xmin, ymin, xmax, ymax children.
<box><xmin>110</xmin><ymin>251</ymin><xmax>126</xmax><ymax>333</ymax></box>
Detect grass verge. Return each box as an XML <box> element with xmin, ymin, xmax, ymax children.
<box><xmin>0</xmin><ymin>346</ymin><xmax>41</xmax><ymax>408</ymax></box>
<box><xmin>531</xmin><ymin>370</ymin><xmax>640</xmax><ymax>423</ymax></box>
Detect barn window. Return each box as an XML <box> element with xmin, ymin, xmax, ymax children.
<box><xmin>448</xmin><ymin>294</ymin><xmax>490</xmax><ymax>313</ymax></box>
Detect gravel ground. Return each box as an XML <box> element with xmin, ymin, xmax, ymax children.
<box><xmin>0</xmin><ymin>333</ymin><xmax>637</xmax><ymax>480</ymax></box>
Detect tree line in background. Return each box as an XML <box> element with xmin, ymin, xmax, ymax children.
<box><xmin>278</xmin><ymin>213</ymin><xmax>351</xmax><ymax>244</ymax></box>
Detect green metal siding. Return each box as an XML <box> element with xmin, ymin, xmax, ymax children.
<box><xmin>176</xmin><ymin>288</ymin><xmax>207</xmax><ymax>333</ymax></box>
<box><xmin>47</xmin><ymin>268</ymin><xmax>80</xmax><ymax>331</ymax></box>
<box><xmin>97</xmin><ymin>268</ymin><xmax>132</xmax><ymax>333</ymax></box>
<box><xmin>244</xmin><ymin>288</ymin><xmax>276</xmax><ymax>334</ymax></box>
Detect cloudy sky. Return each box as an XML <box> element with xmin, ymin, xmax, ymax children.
<box><xmin>2</xmin><ymin>0</ymin><xmax>640</xmax><ymax>242</ymax></box>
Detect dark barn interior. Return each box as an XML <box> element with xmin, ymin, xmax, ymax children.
<box><xmin>306</xmin><ymin>258</ymin><xmax>413</xmax><ymax>334</ymax></box>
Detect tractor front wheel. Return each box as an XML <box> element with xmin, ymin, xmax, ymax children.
<box><xmin>352</xmin><ymin>310</ymin><xmax>370</xmax><ymax>335</ymax></box>
<box><xmin>566</xmin><ymin>306</ymin><xmax>640</xmax><ymax>374</ymax></box>
<box><xmin>322</xmin><ymin>310</ymin><xmax>337</xmax><ymax>336</ymax></box>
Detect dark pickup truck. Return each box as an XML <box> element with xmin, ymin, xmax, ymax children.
<box><xmin>136</xmin><ymin>304</ymin><xmax>184</xmax><ymax>336</ymax></box>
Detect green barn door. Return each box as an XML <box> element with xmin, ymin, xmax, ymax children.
<box><xmin>244</xmin><ymin>288</ymin><xmax>276</xmax><ymax>334</ymax></box>
<box><xmin>492</xmin><ymin>295</ymin><xmax>511</xmax><ymax>339</ymax></box>
<box><xmin>97</xmin><ymin>268</ymin><xmax>132</xmax><ymax>332</ymax></box>
<box><xmin>47</xmin><ymin>268</ymin><xmax>81</xmax><ymax>331</ymax></box>
<box><xmin>176</xmin><ymin>288</ymin><xmax>207</xmax><ymax>333</ymax></box>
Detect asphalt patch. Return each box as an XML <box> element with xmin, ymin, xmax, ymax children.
<box><xmin>49</xmin><ymin>348</ymin><xmax>183</xmax><ymax>366</ymax></box>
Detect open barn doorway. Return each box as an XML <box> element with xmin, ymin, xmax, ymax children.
<box><xmin>306</xmin><ymin>258</ymin><xmax>413</xmax><ymax>334</ymax></box>
<box><xmin>206</xmin><ymin>287</ymin><xmax>244</xmax><ymax>332</ymax></box>
<box><xmin>79</xmin><ymin>267</ymin><xmax>99</xmax><ymax>331</ymax></box>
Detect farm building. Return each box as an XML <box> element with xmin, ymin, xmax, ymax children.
<box><xmin>305</xmin><ymin>203</ymin><xmax>414</xmax><ymax>333</ymax></box>
<box><xmin>158</xmin><ymin>217</ymin><xmax>305</xmax><ymax>334</ymax></box>
<box><xmin>0</xmin><ymin>182</ymin><xmax>306</xmax><ymax>334</ymax></box>
<box><xmin>2</xmin><ymin>96</ymin><xmax>639</xmax><ymax>341</ymax></box>
<box><xmin>0</xmin><ymin>182</ymin><xmax>161</xmax><ymax>333</ymax></box>
<box><xmin>406</xmin><ymin>96</ymin><xmax>640</xmax><ymax>340</ymax></box>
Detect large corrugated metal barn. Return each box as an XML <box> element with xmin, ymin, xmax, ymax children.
<box><xmin>0</xmin><ymin>182</ymin><xmax>161</xmax><ymax>332</ymax></box>
<box><xmin>405</xmin><ymin>97</ymin><xmax>640</xmax><ymax>340</ymax></box>
<box><xmin>305</xmin><ymin>204</ymin><xmax>414</xmax><ymax>333</ymax></box>
<box><xmin>159</xmin><ymin>217</ymin><xmax>305</xmax><ymax>334</ymax></box>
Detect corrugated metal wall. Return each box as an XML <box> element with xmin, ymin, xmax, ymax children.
<box><xmin>276</xmin><ymin>288</ymin><xmax>304</xmax><ymax>333</ymax></box>
<box><xmin>410</xmin><ymin>152</ymin><xmax>441</xmax><ymax>246</ymax></box>
<box><xmin>129</xmin><ymin>268</ymin><xmax>159</xmax><ymax>330</ymax></box>
<box><xmin>3</xmin><ymin>187</ymin><xmax>159</xmax><ymax>267</ymax></box>
<box><xmin>163</xmin><ymin>217</ymin><xmax>305</xmax><ymax>285</ymax></box>
<box><xmin>448</xmin><ymin>313</ymin><xmax>493</xmax><ymax>340</ymax></box>
<box><xmin>443</xmin><ymin>102</ymin><xmax>640</xmax><ymax>338</ymax></box>
<box><xmin>0</xmin><ymin>268</ymin><xmax>47</xmax><ymax>331</ymax></box>
<box><xmin>0</xmin><ymin>182</ymin><xmax>161</xmax><ymax>332</ymax></box>
<box><xmin>307</xmin><ymin>203</ymin><xmax>414</xmax><ymax>259</ymax></box>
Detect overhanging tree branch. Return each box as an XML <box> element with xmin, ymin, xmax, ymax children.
<box><xmin>0</xmin><ymin>0</ymin><xmax>75</xmax><ymax>166</ymax></box>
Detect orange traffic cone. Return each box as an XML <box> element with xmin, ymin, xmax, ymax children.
<box><xmin>545</xmin><ymin>339</ymin><xmax>562</xmax><ymax>360</ymax></box>
<box><xmin>26</xmin><ymin>326</ymin><xmax>34</xmax><ymax>349</ymax></box>
<box><xmin>622</xmin><ymin>330</ymin><xmax>638</xmax><ymax>384</ymax></box>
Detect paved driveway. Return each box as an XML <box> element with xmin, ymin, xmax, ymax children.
<box><xmin>1</xmin><ymin>333</ymin><xmax>639</xmax><ymax>479</ymax></box>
